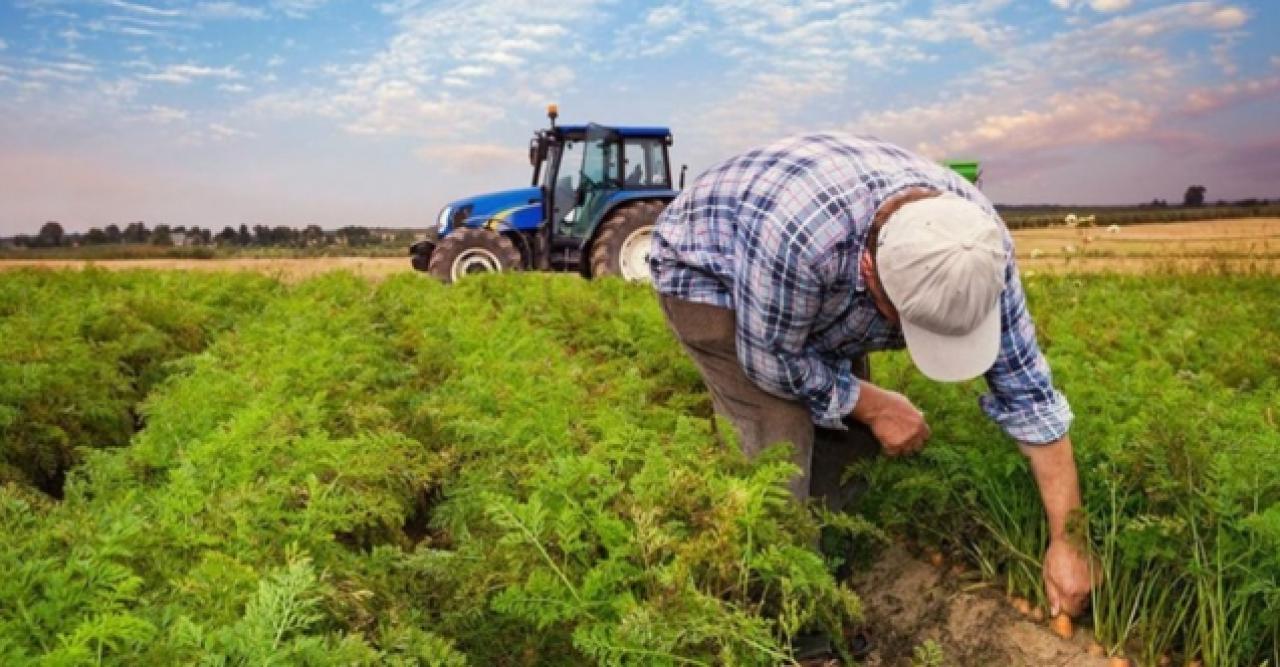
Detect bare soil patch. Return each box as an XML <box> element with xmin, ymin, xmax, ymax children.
<box><xmin>854</xmin><ymin>546</ymin><xmax>1110</xmax><ymax>667</ymax></box>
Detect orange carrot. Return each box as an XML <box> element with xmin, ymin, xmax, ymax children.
<box><xmin>1107</xmin><ymin>658</ymin><xmax>1131</xmax><ymax>667</ymax></box>
<box><xmin>1011</xmin><ymin>597</ymin><xmax>1032</xmax><ymax>616</ymax></box>
<box><xmin>1086</xmin><ymin>642</ymin><xmax>1106</xmax><ymax>657</ymax></box>
<box><xmin>1030</xmin><ymin>606</ymin><xmax>1045</xmax><ymax>622</ymax></box>
<box><xmin>1050</xmin><ymin>613</ymin><xmax>1074</xmax><ymax>639</ymax></box>
<box><xmin>928</xmin><ymin>551</ymin><xmax>945</xmax><ymax>568</ymax></box>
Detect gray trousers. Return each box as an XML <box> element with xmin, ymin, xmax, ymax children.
<box><xmin>659</xmin><ymin>295</ymin><xmax>880</xmax><ymax>507</ymax></box>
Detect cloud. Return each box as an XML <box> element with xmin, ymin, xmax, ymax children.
<box><xmin>1089</xmin><ymin>0</ymin><xmax>1131</xmax><ymax>11</ymax></box>
<box><xmin>208</xmin><ymin>122</ymin><xmax>253</xmax><ymax>139</ymax></box>
<box><xmin>300</xmin><ymin>0</ymin><xmax>604</xmax><ymax>141</ymax></box>
<box><xmin>1051</xmin><ymin>0</ymin><xmax>1133</xmax><ymax>12</ymax></box>
<box><xmin>217</xmin><ymin>82</ymin><xmax>250</xmax><ymax>93</ymax></box>
<box><xmin>417</xmin><ymin>142</ymin><xmax>526</xmax><ymax>170</ymax></box>
<box><xmin>25</xmin><ymin>61</ymin><xmax>96</xmax><ymax>83</ymax></box>
<box><xmin>0</xmin><ymin>39</ymin><xmax>7</xmax><ymax>50</ymax></box>
<box><xmin>107</xmin><ymin>0</ymin><xmax>182</xmax><ymax>17</ymax></box>
<box><xmin>195</xmin><ymin>2</ymin><xmax>268</xmax><ymax>20</ymax></box>
<box><xmin>271</xmin><ymin>0</ymin><xmax>328</xmax><ymax>18</ymax></box>
<box><xmin>141</xmin><ymin>105</ymin><xmax>189</xmax><ymax>123</ymax></box>
<box><xmin>1206</xmin><ymin>6</ymin><xmax>1247</xmax><ymax>29</ymax></box>
<box><xmin>142</xmin><ymin>64</ymin><xmax>242</xmax><ymax>84</ymax></box>
<box><xmin>1182</xmin><ymin>75</ymin><xmax>1280</xmax><ymax>115</ymax></box>
<box><xmin>1210</xmin><ymin>33</ymin><xmax>1241</xmax><ymax>76</ymax></box>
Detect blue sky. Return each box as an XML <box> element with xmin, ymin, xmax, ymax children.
<box><xmin>0</xmin><ymin>0</ymin><xmax>1277</xmax><ymax>233</ymax></box>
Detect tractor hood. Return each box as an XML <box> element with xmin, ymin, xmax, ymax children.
<box><xmin>440</xmin><ymin>187</ymin><xmax>543</xmax><ymax>234</ymax></box>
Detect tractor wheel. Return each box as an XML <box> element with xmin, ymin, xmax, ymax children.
<box><xmin>427</xmin><ymin>228</ymin><xmax>522</xmax><ymax>284</ymax></box>
<box><xmin>590</xmin><ymin>200</ymin><xmax>666</xmax><ymax>282</ymax></box>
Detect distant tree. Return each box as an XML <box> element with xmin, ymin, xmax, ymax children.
<box><xmin>104</xmin><ymin>224</ymin><xmax>122</xmax><ymax>243</ymax></box>
<box><xmin>253</xmin><ymin>225</ymin><xmax>271</xmax><ymax>246</ymax></box>
<box><xmin>37</xmin><ymin>221</ymin><xmax>65</xmax><ymax>247</ymax></box>
<box><xmin>237</xmin><ymin>224</ymin><xmax>252</xmax><ymax>246</ymax></box>
<box><xmin>216</xmin><ymin>226</ymin><xmax>237</xmax><ymax>245</ymax></box>
<box><xmin>1183</xmin><ymin>185</ymin><xmax>1206</xmax><ymax>207</ymax></box>
<box><xmin>271</xmin><ymin>225</ymin><xmax>295</xmax><ymax>245</ymax></box>
<box><xmin>85</xmin><ymin>227</ymin><xmax>108</xmax><ymax>244</ymax></box>
<box><xmin>123</xmin><ymin>222</ymin><xmax>149</xmax><ymax>243</ymax></box>
<box><xmin>152</xmin><ymin>224</ymin><xmax>173</xmax><ymax>246</ymax></box>
<box><xmin>303</xmin><ymin>224</ymin><xmax>324</xmax><ymax>246</ymax></box>
<box><xmin>337</xmin><ymin>226</ymin><xmax>372</xmax><ymax>247</ymax></box>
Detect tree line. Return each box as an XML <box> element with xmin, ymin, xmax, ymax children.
<box><xmin>4</xmin><ymin>222</ymin><xmax>416</xmax><ymax>249</ymax></box>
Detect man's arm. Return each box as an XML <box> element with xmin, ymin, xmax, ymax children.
<box><xmin>1021</xmin><ymin>435</ymin><xmax>1091</xmax><ymax>617</ymax></box>
<box><xmin>980</xmin><ymin>249</ymin><xmax>1091</xmax><ymax>615</ymax></box>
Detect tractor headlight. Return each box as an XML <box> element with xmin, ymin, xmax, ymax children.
<box><xmin>436</xmin><ymin>206</ymin><xmax>452</xmax><ymax>233</ymax></box>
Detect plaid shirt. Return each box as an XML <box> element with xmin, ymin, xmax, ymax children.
<box><xmin>650</xmin><ymin>133</ymin><xmax>1072</xmax><ymax>444</ymax></box>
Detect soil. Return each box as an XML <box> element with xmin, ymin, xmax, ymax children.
<box><xmin>851</xmin><ymin>546</ymin><xmax>1111</xmax><ymax>667</ymax></box>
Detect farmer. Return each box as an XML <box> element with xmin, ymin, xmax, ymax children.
<box><xmin>650</xmin><ymin>133</ymin><xmax>1091</xmax><ymax>620</ymax></box>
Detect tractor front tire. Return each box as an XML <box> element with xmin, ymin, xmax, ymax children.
<box><xmin>427</xmin><ymin>228</ymin><xmax>522</xmax><ymax>284</ymax></box>
<box><xmin>590</xmin><ymin>200</ymin><xmax>666</xmax><ymax>282</ymax></box>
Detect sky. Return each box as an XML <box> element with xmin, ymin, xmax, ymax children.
<box><xmin>0</xmin><ymin>0</ymin><xmax>1277</xmax><ymax>234</ymax></box>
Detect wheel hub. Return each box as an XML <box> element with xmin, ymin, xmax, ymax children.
<box><xmin>451</xmin><ymin>248</ymin><xmax>502</xmax><ymax>282</ymax></box>
<box><xmin>618</xmin><ymin>225</ymin><xmax>654</xmax><ymax>283</ymax></box>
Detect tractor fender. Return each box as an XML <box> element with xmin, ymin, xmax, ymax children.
<box><xmin>580</xmin><ymin>190</ymin><xmax>678</xmax><ymax>277</ymax></box>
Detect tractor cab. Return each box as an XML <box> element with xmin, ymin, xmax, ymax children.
<box><xmin>413</xmin><ymin>106</ymin><xmax>680</xmax><ymax>283</ymax></box>
<box><xmin>529</xmin><ymin>111</ymin><xmax>676</xmax><ymax>272</ymax></box>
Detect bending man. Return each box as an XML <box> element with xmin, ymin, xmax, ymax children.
<box><xmin>649</xmin><ymin>133</ymin><xmax>1090</xmax><ymax>618</ymax></box>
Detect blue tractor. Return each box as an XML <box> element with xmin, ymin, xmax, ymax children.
<box><xmin>410</xmin><ymin>105</ymin><xmax>681</xmax><ymax>283</ymax></box>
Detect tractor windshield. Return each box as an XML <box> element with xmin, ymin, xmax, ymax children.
<box><xmin>622</xmin><ymin>138</ymin><xmax>670</xmax><ymax>188</ymax></box>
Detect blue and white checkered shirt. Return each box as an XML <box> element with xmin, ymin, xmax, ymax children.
<box><xmin>650</xmin><ymin>133</ymin><xmax>1072</xmax><ymax>444</ymax></box>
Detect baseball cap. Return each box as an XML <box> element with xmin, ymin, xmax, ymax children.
<box><xmin>875</xmin><ymin>193</ymin><xmax>1008</xmax><ymax>382</ymax></box>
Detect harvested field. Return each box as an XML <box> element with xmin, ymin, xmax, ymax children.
<box><xmin>0</xmin><ymin>255</ymin><xmax>410</xmax><ymax>281</ymax></box>
<box><xmin>2</xmin><ymin>219</ymin><xmax>1277</xmax><ymax>279</ymax></box>
<box><xmin>1013</xmin><ymin>218</ymin><xmax>1280</xmax><ymax>274</ymax></box>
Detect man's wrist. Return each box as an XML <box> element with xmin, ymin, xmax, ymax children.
<box><xmin>850</xmin><ymin>382</ymin><xmax>885</xmax><ymax>423</ymax></box>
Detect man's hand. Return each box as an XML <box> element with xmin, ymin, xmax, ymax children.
<box><xmin>1021</xmin><ymin>435</ymin><xmax>1093</xmax><ymax>617</ymax></box>
<box><xmin>851</xmin><ymin>383</ymin><xmax>930</xmax><ymax>457</ymax></box>
<box><xmin>1044</xmin><ymin>538</ymin><xmax>1092</xmax><ymax>617</ymax></box>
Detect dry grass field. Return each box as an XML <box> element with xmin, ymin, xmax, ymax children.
<box><xmin>2</xmin><ymin>218</ymin><xmax>1277</xmax><ymax>279</ymax></box>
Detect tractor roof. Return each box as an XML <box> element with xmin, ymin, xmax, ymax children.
<box><xmin>556</xmin><ymin>124</ymin><xmax>671</xmax><ymax>138</ymax></box>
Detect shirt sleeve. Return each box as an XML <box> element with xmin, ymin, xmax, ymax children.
<box><xmin>732</xmin><ymin>201</ymin><xmax>859</xmax><ymax>430</ymax></box>
<box><xmin>980</xmin><ymin>251</ymin><xmax>1073</xmax><ymax>444</ymax></box>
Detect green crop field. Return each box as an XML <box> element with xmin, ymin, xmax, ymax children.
<box><xmin>1</xmin><ymin>269</ymin><xmax>1277</xmax><ymax>666</ymax></box>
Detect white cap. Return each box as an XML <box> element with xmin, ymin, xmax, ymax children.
<box><xmin>876</xmin><ymin>193</ymin><xmax>1008</xmax><ymax>382</ymax></box>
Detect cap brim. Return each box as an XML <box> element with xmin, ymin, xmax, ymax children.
<box><xmin>900</xmin><ymin>304</ymin><xmax>1001</xmax><ymax>382</ymax></box>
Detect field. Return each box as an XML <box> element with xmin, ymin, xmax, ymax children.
<box><xmin>1</xmin><ymin>259</ymin><xmax>1277</xmax><ymax>666</ymax></box>
<box><xmin>3</xmin><ymin>219</ymin><xmax>1279</xmax><ymax>280</ymax></box>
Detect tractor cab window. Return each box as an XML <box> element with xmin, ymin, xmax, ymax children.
<box><xmin>552</xmin><ymin>140</ymin><xmax>584</xmax><ymax>226</ymax></box>
<box><xmin>622</xmin><ymin>138</ymin><xmax>670</xmax><ymax>188</ymax></box>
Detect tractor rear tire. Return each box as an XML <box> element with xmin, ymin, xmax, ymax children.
<box><xmin>427</xmin><ymin>228</ymin><xmax>522</xmax><ymax>284</ymax></box>
<box><xmin>590</xmin><ymin>200</ymin><xmax>666</xmax><ymax>282</ymax></box>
